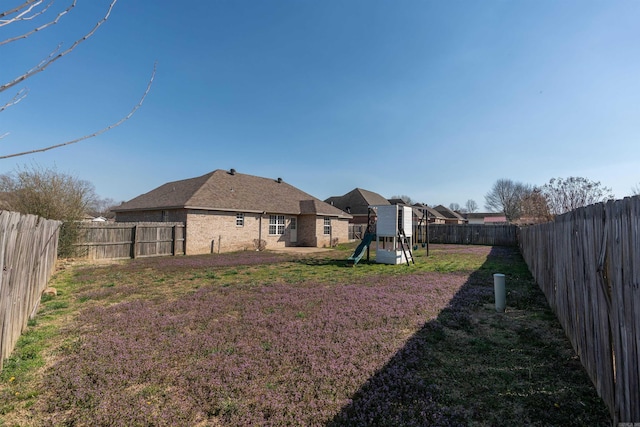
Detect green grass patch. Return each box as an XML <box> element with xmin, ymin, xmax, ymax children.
<box><xmin>0</xmin><ymin>244</ymin><xmax>610</xmax><ymax>426</ymax></box>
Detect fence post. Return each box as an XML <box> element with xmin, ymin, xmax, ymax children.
<box><xmin>131</xmin><ymin>225</ymin><xmax>138</xmax><ymax>259</ymax></box>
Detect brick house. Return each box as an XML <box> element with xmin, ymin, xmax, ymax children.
<box><xmin>112</xmin><ymin>169</ymin><xmax>351</xmax><ymax>255</ymax></box>
<box><xmin>433</xmin><ymin>205</ymin><xmax>466</xmax><ymax>224</ymax></box>
<box><xmin>465</xmin><ymin>212</ymin><xmax>508</xmax><ymax>225</ymax></box>
<box><xmin>412</xmin><ymin>203</ymin><xmax>447</xmax><ymax>224</ymax></box>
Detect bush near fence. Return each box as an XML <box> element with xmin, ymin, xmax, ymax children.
<box><xmin>519</xmin><ymin>196</ymin><xmax>640</xmax><ymax>425</ymax></box>
<box><xmin>74</xmin><ymin>222</ymin><xmax>185</xmax><ymax>260</ymax></box>
<box><xmin>0</xmin><ymin>211</ymin><xmax>61</xmax><ymax>370</ymax></box>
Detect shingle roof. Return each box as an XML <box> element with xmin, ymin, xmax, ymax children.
<box><xmin>325</xmin><ymin>188</ymin><xmax>390</xmax><ymax>215</ymax></box>
<box><xmin>387</xmin><ymin>198</ymin><xmax>406</xmax><ymax>205</ymax></box>
<box><xmin>113</xmin><ymin>169</ymin><xmax>351</xmax><ymax>219</ymax></box>
<box><xmin>434</xmin><ymin>205</ymin><xmax>465</xmax><ymax>220</ymax></box>
<box><xmin>412</xmin><ymin>203</ymin><xmax>446</xmax><ymax>220</ymax></box>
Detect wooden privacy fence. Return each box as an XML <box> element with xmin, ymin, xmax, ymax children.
<box><xmin>0</xmin><ymin>211</ymin><xmax>61</xmax><ymax>370</ymax></box>
<box><xmin>348</xmin><ymin>224</ymin><xmax>369</xmax><ymax>240</ymax></box>
<box><xmin>519</xmin><ymin>197</ymin><xmax>640</xmax><ymax>425</ymax></box>
<box><xmin>428</xmin><ymin>224</ymin><xmax>518</xmax><ymax>246</ymax></box>
<box><xmin>74</xmin><ymin>222</ymin><xmax>185</xmax><ymax>260</ymax></box>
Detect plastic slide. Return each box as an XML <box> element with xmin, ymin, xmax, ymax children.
<box><xmin>347</xmin><ymin>233</ymin><xmax>375</xmax><ymax>265</ymax></box>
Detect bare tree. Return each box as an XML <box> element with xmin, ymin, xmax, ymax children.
<box><xmin>465</xmin><ymin>199</ymin><xmax>478</xmax><ymax>213</ymax></box>
<box><xmin>632</xmin><ymin>183</ymin><xmax>640</xmax><ymax>196</ymax></box>
<box><xmin>541</xmin><ymin>177</ymin><xmax>614</xmax><ymax>215</ymax></box>
<box><xmin>519</xmin><ymin>188</ymin><xmax>553</xmax><ymax>223</ymax></box>
<box><xmin>0</xmin><ymin>164</ymin><xmax>98</xmax><ymax>255</ymax></box>
<box><xmin>484</xmin><ymin>178</ymin><xmax>531</xmax><ymax>222</ymax></box>
<box><xmin>449</xmin><ymin>202</ymin><xmax>461</xmax><ymax>212</ymax></box>
<box><xmin>87</xmin><ymin>196</ymin><xmax>118</xmax><ymax>219</ymax></box>
<box><xmin>1</xmin><ymin>0</ymin><xmax>155</xmax><ymax>158</ymax></box>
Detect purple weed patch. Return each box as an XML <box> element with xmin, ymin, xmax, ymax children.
<box><xmin>133</xmin><ymin>251</ymin><xmax>289</xmax><ymax>269</ymax></box>
<box><xmin>41</xmin><ymin>272</ymin><xmax>468</xmax><ymax>426</ymax></box>
<box><xmin>33</xmin><ymin>245</ymin><xmax>608</xmax><ymax>426</ymax></box>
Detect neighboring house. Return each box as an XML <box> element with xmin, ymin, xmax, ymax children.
<box><xmin>386</xmin><ymin>201</ymin><xmax>443</xmax><ymax>243</ymax></box>
<box><xmin>466</xmin><ymin>212</ymin><xmax>508</xmax><ymax>225</ymax></box>
<box><xmin>83</xmin><ymin>215</ymin><xmax>109</xmax><ymax>222</ymax></box>
<box><xmin>325</xmin><ymin>188</ymin><xmax>390</xmax><ymax>225</ymax></box>
<box><xmin>112</xmin><ymin>169</ymin><xmax>351</xmax><ymax>255</ymax></box>
<box><xmin>413</xmin><ymin>203</ymin><xmax>447</xmax><ymax>224</ymax></box>
<box><xmin>433</xmin><ymin>205</ymin><xmax>466</xmax><ymax>224</ymax></box>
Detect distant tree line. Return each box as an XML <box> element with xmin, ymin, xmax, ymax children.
<box><xmin>0</xmin><ymin>164</ymin><xmax>118</xmax><ymax>256</ymax></box>
<box><xmin>483</xmin><ymin>176</ymin><xmax>616</xmax><ymax>224</ymax></box>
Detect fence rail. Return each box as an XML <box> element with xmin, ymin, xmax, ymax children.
<box><xmin>74</xmin><ymin>222</ymin><xmax>185</xmax><ymax>260</ymax></box>
<box><xmin>519</xmin><ymin>197</ymin><xmax>640</xmax><ymax>425</ymax></box>
<box><xmin>0</xmin><ymin>211</ymin><xmax>61</xmax><ymax>370</ymax></box>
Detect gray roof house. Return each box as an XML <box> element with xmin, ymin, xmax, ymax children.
<box><xmin>113</xmin><ymin>169</ymin><xmax>351</xmax><ymax>254</ymax></box>
<box><xmin>325</xmin><ymin>188</ymin><xmax>390</xmax><ymax>224</ymax></box>
<box><xmin>433</xmin><ymin>205</ymin><xmax>466</xmax><ymax>224</ymax></box>
<box><xmin>412</xmin><ymin>203</ymin><xmax>447</xmax><ymax>224</ymax></box>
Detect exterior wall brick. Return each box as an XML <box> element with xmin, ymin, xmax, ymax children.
<box><xmin>117</xmin><ymin>209</ymin><xmax>350</xmax><ymax>255</ymax></box>
<box><xmin>185</xmin><ymin>211</ymin><xmax>294</xmax><ymax>255</ymax></box>
<box><xmin>332</xmin><ymin>218</ymin><xmax>349</xmax><ymax>245</ymax></box>
<box><xmin>297</xmin><ymin>215</ymin><xmax>317</xmax><ymax>247</ymax></box>
<box><xmin>314</xmin><ymin>216</ymin><xmax>349</xmax><ymax>247</ymax></box>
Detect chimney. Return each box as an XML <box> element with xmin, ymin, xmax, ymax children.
<box><xmin>229</xmin><ymin>168</ymin><xmax>236</xmax><ymax>175</ymax></box>
<box><xmin>276</xmin><ymin>177</ymin><xmax>282</xmax><ymax>183</ymax></box>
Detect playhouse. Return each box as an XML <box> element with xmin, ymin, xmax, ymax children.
<box><xmin>373</xmin><ymin>205</ymin><xmax>414</xmax><ymax>265</ymax></box>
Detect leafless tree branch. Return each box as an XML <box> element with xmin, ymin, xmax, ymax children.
<box><xmin>0</xmin><ymin>1</ymin><xmax>69</xmax><ymax>40</ymax></box>
<box><xmin>0</xmin><ymin>62</ymin><xmax>156</xmax><ymax>159</ymax></box>
<box><xmin>0</xmin><ymin>0</ymin><xmax>116</xmax><ymax>94</ymax></box>
<box><xmin>1</xmin><ymin>0</ymin><xmax>41</xmax><ymax>20</ymax></box>
<box><xmin>0</xmin><ymin>0</ymin><xmax>52</xmax><ymax>27</ymax></box>
<box><xmin>0</xmin><ymin>88</ymin><xmax>28</xmax><ymax>112</ymax></box>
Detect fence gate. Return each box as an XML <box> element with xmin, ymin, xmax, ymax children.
<box><xmin>75</xmin><ymin>222</ymin><xmax>185</xmax><ymax>260</ymax></box>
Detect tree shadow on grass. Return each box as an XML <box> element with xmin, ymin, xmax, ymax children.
<box><xmin>327</xmin><ymin>246</ymin><xmax>611</xmax><ymax>427</ymax></box>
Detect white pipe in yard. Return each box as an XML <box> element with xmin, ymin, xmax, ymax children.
<box><xmin>493</xmin><ymin>273</ymin><xmax>506</xmax><ymax>313</ymax></box>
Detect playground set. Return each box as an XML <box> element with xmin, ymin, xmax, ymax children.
<box><xmin>347</xmin><ymin>205</ymin><xmax>417</xmax><ymax>266</ymax></box>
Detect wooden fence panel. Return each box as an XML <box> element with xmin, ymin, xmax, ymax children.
<box><xmin>75</xmin><ymin>222</ymin><xmax>185</xmax><ymax>260</ymax></box>
<box><xmin>428</xmin><ymin>224</ymin><xmax>518</xmax><ymax>246</ymax></box>
<box><xmin>348</xmin><ymin>224</ymin><xmax>368</xmax><ymax>241</ymax></box>
<box><xmin>348</xmin><ymin>223</ymin><xmax>518</xmax><ymax>246</ymax></box>
<box><xmin>0</xmin><ymin>211</ymin><xmax>60</xmax><ymax>371</ymax></box>
<box><xmin>519</xmin><ymin>197</ymin><xmax>640</xmax><ymax>424</ymax></box>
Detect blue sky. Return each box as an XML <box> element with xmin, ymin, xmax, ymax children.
<box><xmin>2</xmin><ymin>0</ymin><xmax>639</xmax><ymax>209</ymax></box>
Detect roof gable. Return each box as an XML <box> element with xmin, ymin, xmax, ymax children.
<box><xmin>325</xmin><ymin>188</ymin><xmax>389</xmax><ymax>215</ymax></box>
<box><xmin>434</xmin><ymin>205</ymin><xmax>465</xmax><ymax>220</ymax></box>
<box><xmin>412</xmin><ymin>203</ymin><xmax>446</xmax><ymax>219</ymax></box>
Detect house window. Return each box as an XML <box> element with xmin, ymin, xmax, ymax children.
<box><xmin>269</xmin><ymin>215</ymin><xmax>285</xmax><ymax>235</ymax></box>
<box><xmin>236</xmin><ymin>213</ymin><xmax>244</xmax><ymax>227</ymax></box>
<box><xmin>323</xmin><ymin>217</ymin><xmax>331</xmax><ymax>235</ymax></box>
